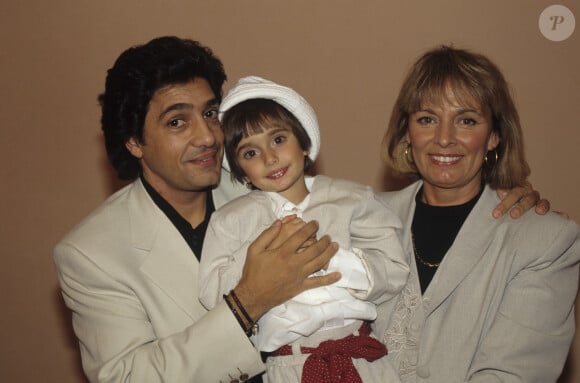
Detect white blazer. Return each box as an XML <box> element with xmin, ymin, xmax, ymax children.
<box><xmin>54</xmin><ymin>175</ymin><xmax>263</xmax><ymax>382</ymax></box>
<box><xmin>374</xmin><ymin>181</ymin><xmax>580</xmax><ymax>383</ymax></box>
<box><xmin>199</xmin><ymin>175</ymin><xmax>409</xmax><ymax>351</ymax></box>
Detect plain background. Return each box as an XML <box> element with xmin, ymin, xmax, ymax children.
<box><xmin>0</xmin><ymin>1</ymin><xmax>578</xmax><ymax>381</ymax></box>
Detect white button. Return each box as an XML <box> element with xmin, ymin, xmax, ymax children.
<box><xmin>410</xmin><ymin>321</ymin><xmax>421</xmax><ymax>331</ymax></box>
<box><xmin>416</xmin><ymin>365</ymin><xmax>430</xmax><ymax>378</ymax></box>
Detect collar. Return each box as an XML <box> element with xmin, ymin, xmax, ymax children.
<box><xmin>139</xmin><ymin>174</ymin><xmax>215</xmax><ymax>259</ymax></box>
<box><xmin>265</xmin><ymin>176</ymin><xmax>314</xmax><ymax>218</ymax></box>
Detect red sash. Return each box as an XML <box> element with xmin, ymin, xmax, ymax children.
<box><xmin>270</xmin><ymin>322</ymin><xmax>387</xmax><ymax>383</ymax></box>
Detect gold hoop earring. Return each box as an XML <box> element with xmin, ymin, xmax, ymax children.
<box><xmin>404</xmin><ymin>142</ymin><xmax>414</xmax><ymax>164</ymax></box>
<box><xmin>484</xmin><ymin>150</ymin><xmax>499</xmax><ymax>165</ymax></box>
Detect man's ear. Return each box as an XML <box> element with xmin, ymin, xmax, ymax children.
<box><xmin>125</xmin><ymin>137</ymin><xmax>144</xmax><ymax>159</ymax></box>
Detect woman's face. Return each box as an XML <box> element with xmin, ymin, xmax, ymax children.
<box><xmin>406</xmin><ymin>89</ymin><xmax>499</xmax><ymax>205</ymax></box>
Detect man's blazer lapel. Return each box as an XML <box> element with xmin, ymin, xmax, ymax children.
<box><xmin>128</xmin><ymin>179</ymin><xmax>200</xmax><ymax>320</ymax></box>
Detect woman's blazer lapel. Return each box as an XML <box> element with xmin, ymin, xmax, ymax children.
<box><xmin>422</xmin><ymin>187</ymin><xmax>499</xmax><ymax>315</ymax></box>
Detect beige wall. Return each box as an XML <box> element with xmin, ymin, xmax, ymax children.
<box><xmin>0</xmin><ymin>1</ymin><xmax>577</xmax><ymax>381</ymax></box>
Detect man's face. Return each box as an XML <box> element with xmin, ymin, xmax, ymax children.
<box><xmin>126</xmin><ymin>78</ymin><xmax>224</xmax><ymax>200</ymax></box>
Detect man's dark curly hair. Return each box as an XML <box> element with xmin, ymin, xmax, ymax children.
<box><xmin>98</xmin><ymin>36</ymin><xmax>227</xmax><ymax>180</ymax></box>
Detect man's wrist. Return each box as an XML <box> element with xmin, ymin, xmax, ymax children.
<box><xmin>224</xmin><ymin>290</ymin><xmax>259</xmax><ymax>336</ymax></box>
<box><xmin>234</xmin><ymin>283</ymin><xmax>269</xmax><ymax>322</ymax></box>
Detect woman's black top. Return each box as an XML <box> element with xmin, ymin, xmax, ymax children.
<box><xmin>411</xmin><ymin>187</ymin><xmax>483</xmax><ymax>293</ymax></box>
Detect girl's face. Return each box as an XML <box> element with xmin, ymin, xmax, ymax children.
<box><xmin>406</xmin><ymin>88</ymin><xmax>499</xmax><ymax>206</ymax></box>
<box><xmin>235</xmin><ymin>122</ymin><xmax>308</xmax><ymax>204</ymax></box>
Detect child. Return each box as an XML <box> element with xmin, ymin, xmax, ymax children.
<box><xmin>199</xmin><ymin>76</ymin><xmax>408</xmax><ymax>382</ymax></box>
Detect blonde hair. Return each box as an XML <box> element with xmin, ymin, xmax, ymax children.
<box><xmin>381</xmin><ymin>45</ymin><xmax>530</xmax><ymax>189</ymax></box>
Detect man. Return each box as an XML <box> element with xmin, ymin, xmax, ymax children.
<box><xmin>54</xmin><ymin>36</ymin><xmax>339</xmax><ymax>382</ymax></box>
<box><xmin>54</xmin><ymin>36</ymin><xmax>545</xmax><ymax>382</ymax></box>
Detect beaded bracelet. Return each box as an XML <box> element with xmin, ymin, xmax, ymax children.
<box><xmin>224</xmin><ymin>292</ymin><xmax>258</xmax><ymax>336</ymax></box>
<box><xmin>223</xmin><ymin>293</ymin><xmax>245</xmax><ymax>330</ymax></box>
<box><xmin>230</xmin><ymin>290</ymin><xmax>254</xmax><ymax>327</ymax></box>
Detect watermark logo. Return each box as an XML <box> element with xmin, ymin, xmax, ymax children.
<box><xmin>539</xmin><ymin>4</ymin><xmax>575</xmax><ymax>41</ymax></box>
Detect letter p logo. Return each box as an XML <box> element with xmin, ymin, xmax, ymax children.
<box><xmin>539</xmin><ymin>5</ymin><xmax>576</xmax><ymax>41</ymax></box>
<box><xmin>550</xmin><ymin>15</ymin><xmax>565</xmax><ymax>30</ymax></box>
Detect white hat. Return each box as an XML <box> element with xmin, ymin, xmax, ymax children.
<box><xmin>219</xmin><ymin>76</ymin><xmax>320</xmax><ymax>171</ymax></box>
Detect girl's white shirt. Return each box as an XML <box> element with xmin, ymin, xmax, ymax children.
<box><xmin>258</xmin><ymin>177</ymin><xmax>375</xmax><ymax>351</ymax></box>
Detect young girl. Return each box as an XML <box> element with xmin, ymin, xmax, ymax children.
<box><xmin>199</xmin><ymin>76</ymin><xmax>408</xmax><ymax>382</ymax></box>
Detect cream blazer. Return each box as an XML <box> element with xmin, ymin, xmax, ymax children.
<box><xmin>53</xmin><ymin>175</ymin><xmax>262</xmax><ymax>383</ymax></box>
<box><xmin>374</xmin><ymin>181</ymin><xmax>580</xmax><ymax>383</ymax></box>
<box><xmin>199</xmin><ymin>175</ymin><xmax>410</xmax><ymax>351</ymax></box>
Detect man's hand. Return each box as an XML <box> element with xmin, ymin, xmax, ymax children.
<box><xmin>273</xmin><ymin>216</ymin><xmax>317</xmax><ymax>253</ymax></box>
<box><xmin>234</xmin><ymin>219</ymin><xmax>339</xmax><ymax>323</ymax></box>
<box><xmin>493</xmin><ymin>182</ymin><xmax>551</xmax><ymax>219</ymax></box>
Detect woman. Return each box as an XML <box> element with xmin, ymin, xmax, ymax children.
<box><xmin>375</xmin><ymin>46</ymin><xmax>580</xmax><ymax>382</ymax></box>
